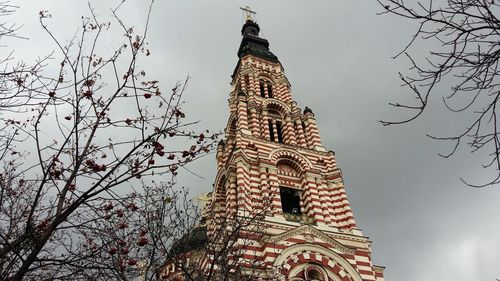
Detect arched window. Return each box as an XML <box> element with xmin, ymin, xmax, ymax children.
<box><xmin>267</xmin><ymin>84</ymin><xmax>273</xmax><ymax>98</ymax></box>
<box><xmin>268</xmin><ymin>109</ymin><xmax>284</xmax><ymax>143</ymax></box>
<box><xmin>268</xmin><ymin>119</ymin><xmax>275</xmax><ymax>141</ymax></box>
<box><xmin>259</xmin><ymin>79</ymin><xmax>274</xmax><ymax>98</ymax></box>
<box><xmin>307</xmin><ymin>268</ymin><xmax>324</xmax><ymax>281</ymax></box>
<box><xmin>280</xmin><ymin>187</ymin><xmax>301</xmax><ymax>215</ymax></box>
<box><xmin>244</xmin><ymin>75</ymin><xmax>250</xmax><ymax>91</ymax></box>
<box><xmin>276</xmin><ymin>120</ymin><xmax>283</xmax><ymax>143</ymax></box>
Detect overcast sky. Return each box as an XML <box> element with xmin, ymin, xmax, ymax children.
<box><xmin>5</xmin><ymin>1</ymin><xmax>500</xmax><ymax>280</ymax></box>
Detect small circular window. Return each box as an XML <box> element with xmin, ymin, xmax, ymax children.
<box><xmin>305</xmin><ymin>265</ymin><xmax>326</xmax><ymax>281</ymax></box>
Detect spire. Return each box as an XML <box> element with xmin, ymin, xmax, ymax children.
<box><xmin>236</xmin><ymin>9</ymin><xmax>278</xmax><ymax>63</ymax></box>
<box><xmin>240</xmin><ymin>6</ymin><xmax>256</xmax><ymax>22</ymax></box>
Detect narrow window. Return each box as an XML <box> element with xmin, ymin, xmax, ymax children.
<box><xmin>301</xmin><ymin>121</ymin><xmax>307</xmax><ymax>134</ymax></box>
<box><xmin>280</xmin><ymin>187</ymin><xmax>301</xmax><ymax>214</ymax></box>
<box><xmin>276</xmin><ymin>120</ymin><xmax>283</xmax><ymax>143</ymax></box>
<box><xmin>259</xmin><ymin>80</ymin><xmax>265</xmax><ymax>97</ymax></box>
<box><xmin>268</xmin><ymin>120</ymin><xmax>275</xmax><ymax>141</ymax></box>
<box><xmin>267</xmin><ymin>84</ymin><xmax>273</xmax><ymax>98</ymax></box>
<box><xmin>244</xmin><ymin>75</ymin><xmax>250</xmax><ymax>90</ymax></box>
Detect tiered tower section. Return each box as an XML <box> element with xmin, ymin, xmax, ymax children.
<box><xmin>208</xmin><ymin>19</ymin><xmax>386</xmax><ymax>280</ymax></box>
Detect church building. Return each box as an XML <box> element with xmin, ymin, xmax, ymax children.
<box><xmin>160</xmin><ymin>9</ymin><xmax>385</xmax><ymax>281</ymax></box>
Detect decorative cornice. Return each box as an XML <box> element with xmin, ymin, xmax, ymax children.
<box><xmin>261</xmin><ymin>225</ymin><xmax>356</xmax><ymax>255</ymax></box>
<box><xmin>241</xmin><ymin>133</ymin><xmax>333</xmax><ymax>157</ymax></box>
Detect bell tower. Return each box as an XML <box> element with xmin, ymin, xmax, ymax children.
<box><xmin>159</xmin><ymin>9</ymin><xmax>386</xmax><ymax>281</ymax></box>
<box><xmin>208</xmin><ymin>9</ymin><xmax>386</xmax><ymax>281</ymax></box>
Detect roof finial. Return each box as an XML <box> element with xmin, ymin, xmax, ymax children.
<box><xmin>240</xmin><ymin>6</ymin><xmax>256</xmax><ymax>22</ymax></box>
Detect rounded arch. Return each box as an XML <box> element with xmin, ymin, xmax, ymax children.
<box><xmin>214</xmin><ymin>170</ymin><xmax>228</xmax><ymax>194</ymax></box>
<box><xmin>258</xmin><ymin>73</ymin><xmax>275</xmax><ymax>84</ymax></box>
<box><xmin>270</xmin><ymin>148</ymin><xmax>313</xmax><ymax>172</ymax></box>
<box><xmin>277</xmin><ymin>158</ymin><xmax>302</xmax><ymax>175</ymax></box>
<box><xmin>289</xmin><ymin>263</ymin><xmax>337</xmax><ymax>281</ymax></box>
<box><xmin>225</xmin><ymin>115</ymin><xmax>237</xmax><ymax>138</ymax></box>
<box><xmin>273</xmin><ymin>244</ymin><xmax>363</xmax><ymax>281</ymax></box>
<box><xmin>217</xmin><ymin>175</ymin><xmax>227</xmax><ymax>192</ymax></box>
<box><xmin>262</xmin><ymin>99</ymin><xmax>290</xmax><ymax>117</ymax></box>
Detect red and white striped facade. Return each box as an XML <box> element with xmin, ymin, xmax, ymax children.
<box><xmin>207</xmin><ymin>19</ymin><xmax>385</xmax><ymax>281</ymax></box>
<box><xmin>161</xmin><ymin>19</ymin><xmax>385</xmax><ymax>281</ymax></box>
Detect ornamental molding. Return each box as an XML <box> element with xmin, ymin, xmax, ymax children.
<box><xmin>269</xmin><ymin>148</ymin><xmax>313</xmax><ymax>170</ymax></box>
<box><xmin>261</xmin><ymin>225</ymin><xmax>356</xmax><ymax>255</ymax></box>
<box><xmin>273</xmin><ymin>244</ymin><xmax>363</xmax><ymax>281</ymax></box>
<box><xmin>240</xmin><ymin>134</ymin><xmax>332</xmax><ymax>157</ymax></box>
<box><xmin>262</xmin><ymin>98</ymin><xmax>291</xmax><ymax>114</ymax></box>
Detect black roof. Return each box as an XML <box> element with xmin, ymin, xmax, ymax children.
<box><xmin>168</xmin><ymin>226</ymin><xmax>208</xmax><ymax>256</ymax></box>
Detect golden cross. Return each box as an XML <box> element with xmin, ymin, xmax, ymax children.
<box><xmin>240</xmin><ymin>6</ymin><xmax>256</xmax><ymax>21</ymax></box>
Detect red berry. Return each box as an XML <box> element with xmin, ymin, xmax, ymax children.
<box><xmin>108</xmin><ymin>247</ymin><xmax>117</xmax><ymax>255</ymax></box>
<box><xmin>122</xmin><ymin>247</ymin><xmax>129</xmax><ymax>255</ymax></box>
<box><xmin>127</xmin><ymin>203</ymin><xmax>138</xmax><ymax>211</ymax></box>
<box><xmin>169</xmin><ymin>165</ymin><xmax>178</xmax><ymax>172</ymax></box>
<box><xmin>137</xmin><ymin>236</ymin><xmax>148</xmax><ymax>246</ymax></box>
<box><xmin>104</xmin><ymin>202</ymin><xmax>113</xmax><ymax>211</ymax></box>
<box><xmin>83</xmin><ymin>90</ymin><xmax>93</xmax><ymax>98</ymax></box>
<box><xmin>116</xmin><ymin>209</ymin><xmax>124</xmax><ymax>217</ymax></box>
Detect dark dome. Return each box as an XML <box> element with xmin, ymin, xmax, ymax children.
<box><xmin>241</xmin><ymin>19</ymin><xmax>260</xmax><ymax>36</ymax></box>
<box><xmin>169</xmin><ymin>226</ymin><xmax>207</xmax><ymax>256</ymax></box>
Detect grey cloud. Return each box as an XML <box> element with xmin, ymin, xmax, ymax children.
<box><xmin>6</xmin><ymin>1</ymin><xmax>500</xmax><ymax>280</ymax></box>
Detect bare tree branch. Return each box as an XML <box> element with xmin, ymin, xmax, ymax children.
<box><xmin>378</xmin><ymin>0</ymin><xmax>500</xmax><ymax>187</ymax></box>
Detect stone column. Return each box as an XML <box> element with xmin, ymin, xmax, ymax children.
<box><xmin>236</xmin><ymin>94</ymin><xmax>250</xmax><ymax>135</ymax></box>
<box><xmin>267</xmin><ymin>167</ymin><xmax>282</xmax><ymax>216</ymax></box>
<box><xmin>226</xmin><ymin>175</ymin><xmax>237</xmax><ymax>218</ymax></box>
<box><xmin>261</xmin><ymin>109</ymin><xmax>270</xmax><ymax>140</ymax></box>
<box><xmin>296</xmin><ymin>121</ymin><xmax>307</xmax><ymax>147</ymax></box>
<box><xmin>259</xmin><ymin>166</ymin><xmax>271</xmax><ymax>215</ymax></box>
<box><xmin>304</xmin><ymin>107</ymin><xmax>324</xmax><ymax>151</ymax></box>
<box><xmin>236</xmin><ymin>163</ymin><xmax>249</xmax><ymax>215</ymax></box>
<box><xmin>249</xmin><ymin>107</ymin><xmax>260</xmax><ymax>137</ymax></box>
<box><xmin>263</xmin><ymin>82</ymin><xmax>269</xmax><ymax>98</ymax></box>
<box><xmin>284</xmin><ymin>113</ymin><xmax>297</xmax><ymax>145</ymax></box>
<box><xmin>216</xmin><ymin>140</ymin><xmax>225</xmax><ymax>169</ymax></box>
<box><xmin>271</xmin><ymin>119</ymin><xmax>279</xmax><ymax>142</ymax></box>
<box><xmin>315</xmin><ymin>177</ymin><xmax>331</xmax><ymax>225</ymax></box>
<box><xmin>303</xmin><ymin>173</ymin><xmax>325</xmax><ymax>223</ymax></box>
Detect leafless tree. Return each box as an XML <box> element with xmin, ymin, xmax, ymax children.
<box><xmin>377</xmin><ymin>0</ymin><xmax>500</xmax><ymax>187</ymax></box>
<box><xmin>156</xmin><ymin>196</ymin><xmax>284</xmax><ymax>281</ymax></box>
<box><xmin>0</xmin><ymin>1</ymin><xmax>24</xmax><ymax>40</ymax></box>
<box><xmin>0</xmin><ymin>1</ymin><xmax>46</xmax><ymax>161</ymax></box>
<box><xmin>0</xmin><ymin>1</ymin><xmax>218</xmax><ymax>280</ymax></box>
